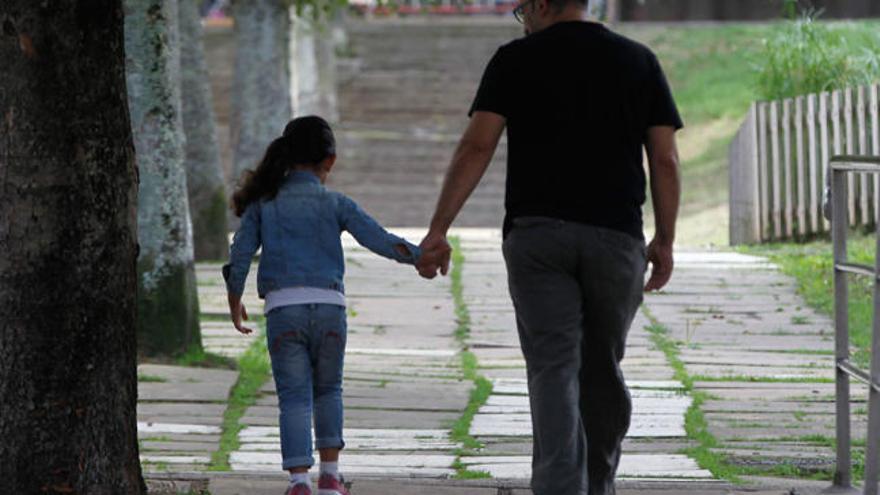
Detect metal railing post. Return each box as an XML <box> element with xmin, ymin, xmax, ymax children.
<box><xmin>865</xmin><ymin>215</ymin><xmax>880</xmax><ymax>495</ymax></box>
<box><xmin>826</xmin><ymin>156</ymin><xmax>880</xmax><ymax>494</ymax></box>
<box><xmin>832</xmin><ymin>164</ymin><xmax>855</xmax><ymax>491</ymax></box>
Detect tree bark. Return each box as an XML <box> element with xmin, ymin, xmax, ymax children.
<box><xmin>0</xmin><ymin>2</ymin><xmax>146</xmax><ymax>493</ymax></box>
<box><xmin>587</xmin><ymin>0</ymin><xmax>608</xmax><ymax>21</ymax></box>
<box><xmin>180</xmin><ymin>0</ymin><xmax>230</xmax><ymax>261</ymax></box>
<box><xmin>125</xmin><ymin>0</ymin><xmax>203</xmax><ymax>357</ymax></box>
<box><xmin>230</xmin><ymin>0</ymin><xmax>292</xmax><ymax>188</ymax></box>
<box><xmin>289</xmin><ymin>8</ymin><xmax>341</xmax><ymax>122</ymax></box>
<box><xmin>291</xmin><ymin>9</ymin><xmax>320</xmax><ymax>118</ymax></box>
<box><xmin>315</xmin><ymin>16</ymin><xmax>344</xmax><ymax>122</ymax></box>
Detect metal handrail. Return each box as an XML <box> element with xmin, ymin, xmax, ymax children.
<box><xmin>830</xmin><ymin>155</ymin><xmax>880</xmax><ymax>495</ymax></box>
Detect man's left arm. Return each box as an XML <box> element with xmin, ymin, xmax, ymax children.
<box><xmin>418</xmin><ymin>111</ymin><xmax>506</xmax><ymax>278</ymax></box>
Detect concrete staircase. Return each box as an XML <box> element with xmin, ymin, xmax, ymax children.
<box><xmin>330</xmin><ymin>17</ymin><xmax>523</xmax><ymax>228</ymax></box>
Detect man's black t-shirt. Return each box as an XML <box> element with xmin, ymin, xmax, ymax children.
<box><xmin>469</xmin><ymin>21</ymin><xmax>683</xmax><ymax>240</ymax></box>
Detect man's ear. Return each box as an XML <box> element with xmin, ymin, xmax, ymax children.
<box><xmin>535</xmin><ymin>0</ymin><xmax>550</xmax><ymax>16</ymax></box>
<box><xmin>322</xmin><ymin>154</ymin><xmax>337</xmax><ymax>172</ymax></box>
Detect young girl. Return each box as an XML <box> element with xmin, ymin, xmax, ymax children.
<box><xmin>222</xmin><ymin>116</ymin><xmax>424</xmax><ymax>495</ymax></box>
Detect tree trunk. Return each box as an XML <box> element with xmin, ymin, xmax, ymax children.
<box><xmin>291</xmin><ymin>9</ymin><xmax>320</xmax><ymax>118</ymax></box>
<box><xmin>230</xmin><ymin>0</ymin><xmax>292</xmax><ymax>188</ymax></box>
<box><xmin>0</xmin><ymin>2</ymin><xmax>146</xmax><ymax>493</ymax></box>
<box><xmin>180</xmin><ymin>0</ymin><xmax>230</xmax><ymax>261</ymax></box>
<box><xmin>587</xmin><ymin>0</ymin><xmax>608</xmax><ymax>21</ymax></box>
<box><xmin>312</xmin><ymin>13</ymin><xmax>341</xmax><ymax>122</ymax></box>
<box><xmin>125</xmin><ymin>0</ymin><xmax>203</xmax><ymax>357</ymax></box>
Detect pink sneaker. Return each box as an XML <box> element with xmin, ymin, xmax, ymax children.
<box><xmin>317</xmin><ymin>473</ymin><xmax>350</xmax><ymax>495</ymax></box>
<box><xmin>285</xmin><ymin>483</ymin><xmax>311</xmax><ymax>495</ymax></box>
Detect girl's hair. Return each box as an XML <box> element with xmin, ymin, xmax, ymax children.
<box><xmin>231</xmin><ymin>115</ymin><xmax>336</xmax><ymax>217</ymax></box>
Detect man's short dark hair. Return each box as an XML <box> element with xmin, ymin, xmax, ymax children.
<box><xmin>546</xmin><ymin>0</ymin><xmax>587</xmax><ymax>11</ymax></box>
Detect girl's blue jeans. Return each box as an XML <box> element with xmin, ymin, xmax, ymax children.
<box><xmin>266</xmin><ymin>303</ymin><xmax>347</xmax><ymax>470</ymax></box>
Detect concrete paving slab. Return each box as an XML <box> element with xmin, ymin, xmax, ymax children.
<box><xmin>462</xmin><ymin>454</ymin><xmax>713</xmax><ymax>479</ymax></box>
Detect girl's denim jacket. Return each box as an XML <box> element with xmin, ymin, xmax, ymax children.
<box><xmin>222</xmin><ymin>171</ymin><xmax>421</xmax><ymax>298</ymax></box>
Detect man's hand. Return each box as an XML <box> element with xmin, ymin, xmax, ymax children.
<box><xmin>416</xmin><ymin>231</ymin><xmax>452</xmax><ymax>279</ymax></box>
<box><xmin>645</xmin><ymin>125</ymin><xmax>679</xmax><ymax>293</ymax></box>
<box><xmin>644</xmin><ymin>238</ymin><xmax>673</xmax><ymax>292</ymax></box>
<box><xmin>228</xmin><ymin>293</ymin><xmax>254</xmax><ymax>335</ymax></box>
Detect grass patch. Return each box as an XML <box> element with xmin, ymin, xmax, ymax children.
<box><xmin>175</xmin><ymin>346</ymin><xmax>238</xmax><ymax>370</ymax></box>
<box><xmin>755</xmin><ymin>4</ymin><xmax>880</xmax><ymax>101</ymax></box>
<box><xmin>449</xmin><ymin>236</ymin><xmax>471</xmax><ymax>344</ymax></box>
<box><xmin>137</xmin><ymin>374</ymin><xmax>168</xmax><ymax>383</ymax></box>
<box><xmin>447</xmin><ymin>236</ymin><xmax>496</xmax><ymax>479</ymax></box>
<box><xmin>451</xmin><ymin>459</ymin><xmax>492</xmax><ymax>480</ymax></box>
<box><xmin>451</xmin><ymin>353</ymin><xmax>493</xmax><ymax>452</ymax></box>
<box><xmin>208</xmin><ymin>323</ymin><xmax>272</xmax><ymax>471</ymax></box>
<box><xmin>614</xmin><ymin>20</ymin><xmax>880</xmax><ymax>245</ymax></box>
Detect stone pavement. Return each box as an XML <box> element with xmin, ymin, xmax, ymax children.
<box><xmin>220</xmin><ymin>231</ymin><xmax>471</xmax><ymax>476</ymax></box>
<box><xmin>455</xmin><ymin>231</ymin><xmax>712</xmax><ymax>481</ymax></box>
<box><xmin>138</xmin><ymin>228</ymin><xmax>860</xmax><ymax>493</ymax></box>
<box><xmin>643</xmin><ymin>252</ymin><xmax>867</xmax><ymax>474</ymax></box>
<box><xmin>137</xmin><ymin>267</ymin><xmax>257</xmax><ymax>472</ymax></box>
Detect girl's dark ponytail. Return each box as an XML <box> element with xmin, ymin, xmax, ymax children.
<box><xmin>231</xmin><ymin>116</ymin><xmax>336</xmax><ymax>217</ymax></box>
<box><xmin>231</xmin><ymin>136</ymin><xmax>291</xmax><ymax>217</ymax></box>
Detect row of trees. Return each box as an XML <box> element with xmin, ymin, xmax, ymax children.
<box><xmin>131</xmin><ymin>0</ymin><xmax>341</xmax><ymax>356</ymax></box>
<box><xmin>0</xmin><ymin>0</ymin><xmax>340</xmax><ymax>492</ymax></box>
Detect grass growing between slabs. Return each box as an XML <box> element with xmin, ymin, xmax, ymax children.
<box><xmin>448</xmin><ymin>236</ymin><xmax>494</xmax><ymax>480</ymax></box>
<box><xmin>644</xmin><ymin>305</ymin><xmax>861</xmax><ymax>483</ymax></box>
<box><xmin>208</xmin><ymin>316</ymin><xmax>272</xmax><ymax>471</ymax></box>
<box><xmin>741</xmin><ymin>233</ymin><xmax>876</xmax><ymax>368</ymax></box>
<box><xmin>644</xmin><ymin>310</ymin><xmax>790</xmax><ymax>484</ymax></box>
<box><xmin>641</xmin><ymin>314</ymin><xmax>739</xmax><ymax>482</ymax></box>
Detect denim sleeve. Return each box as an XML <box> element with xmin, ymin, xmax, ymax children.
<box><xmin>222</xmin><ymin>201</ymin><xmax>262</xmax><ymax>296</ymax></box>
<box><xmin>338</xmin><ymin>195</ymin><xmax>421</xmax><ymax>265</ymax></box>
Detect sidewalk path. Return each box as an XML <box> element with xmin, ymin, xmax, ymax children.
<box><xmin>225</xmin><ymin>231</ymin><xmax>471</xmax><ymax>476</ymax></box>
<box><xmin>643</xmin><ymin>251</ymin><xmax>867</xmax><ymax>473</ymax></box>
<box><xmin>455</xmin><ymin>230</ymin><xmax>713</xmax><ymax>481</ymax></box>
<box><xmin>140</xmin><ymin>231</ymin><xmax>861</xmax><ymax>490</ymax></box>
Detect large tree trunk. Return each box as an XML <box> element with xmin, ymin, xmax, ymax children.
<box><xmin>126</xmin><ymin>0</ymin><xmax>203</xmax><ymax>357</ymax></box>
<box><xmin>315</xmin><ymin>17</ymin><xmax>341</xmax><ymax>123</ymax></box>
<box><xmin>230</xmin><ymin>0</ymin><xmax>292</xmax><ymax>190</ymax></box>
<box><xmin>180</xmin><ymin>0</ymin><xmax>230</xmax><ymax>261</ymax></box>
<box><xmin>0</xmin><ymin>2</ymin><xmax>146</xmax><ymax>493</ymax></box>
<box><xmin>291</xmin><ymin>9</ymin><xmax>320</xmax><ymax>118</ymax></box>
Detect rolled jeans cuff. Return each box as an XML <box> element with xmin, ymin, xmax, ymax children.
<box><xmin>282</xmin><ymin>455</ymin><xmax>315</xmax><ymax>471</ymax></box>
<box><xmin>315</xmin><ymin>437</ymin><xmax>345</xmax><ymax>450</ymax></box>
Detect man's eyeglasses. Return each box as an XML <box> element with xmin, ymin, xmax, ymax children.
<box><xmin>512</xmin><ymin>0</ymin><xmax>536</xmax><ymax>24</ymax></box>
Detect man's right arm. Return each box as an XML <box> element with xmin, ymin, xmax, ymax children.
<box><xmin>418</xmin><ymin>111</ymin><xmax>506</xmax><ymax>278</ymax></box>
<box><xmin>644</xmin><ymin>125</ymin><xmax>680</xmax><ymax>292</ymax></box>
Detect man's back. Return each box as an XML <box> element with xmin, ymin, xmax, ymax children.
<box><xmin>469</xmin><ymin>21</ymin><xmax>682</xmax><ymax>239</ymax></box>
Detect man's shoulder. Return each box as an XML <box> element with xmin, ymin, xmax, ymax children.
<box><xmin>605</xmin><ymin>29</ymin><xmax>657</xmax><ymax>60</ymax></box>
<box><xmin>502</xmin><ymin>23</ymin><xmax>656</xmax><ymax>59</ymax></box>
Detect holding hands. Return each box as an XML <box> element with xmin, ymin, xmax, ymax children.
<box><xmin>415</xmin><ymin>230</ymin><xmax>452</xmax><ymax>279</ymax></box>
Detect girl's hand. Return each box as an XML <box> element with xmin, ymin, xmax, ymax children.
<box><xmin>228</xmin><ymin>293</ymin><xmax>254</xmax><ymax>335</ymax></box>
<box><xmin>416</xmin><ymin>231</ymin><xmax>452</xmax><ymax>279</ymax></box>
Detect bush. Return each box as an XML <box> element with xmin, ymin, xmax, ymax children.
<box><xmin>755</xmin><ymin>4</ymin><xmax>880</xmax><ymax>101</ymax></box>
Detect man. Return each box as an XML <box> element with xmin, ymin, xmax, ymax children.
<box><xmin>415</xmin><ymin>0</ymin><xmax>682</xmax><ymax>493</ymax></box>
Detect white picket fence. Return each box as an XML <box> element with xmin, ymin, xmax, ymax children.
<box><xmin>729</xmin><ymin>83</ymin><xmax>880</xmax><ymax>244</ymax></box>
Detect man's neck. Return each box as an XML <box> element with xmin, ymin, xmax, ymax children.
<box><xmin>549</xmin><ymin>8</ymin><xmax>590</xmax><ymax>25</ymax></box>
